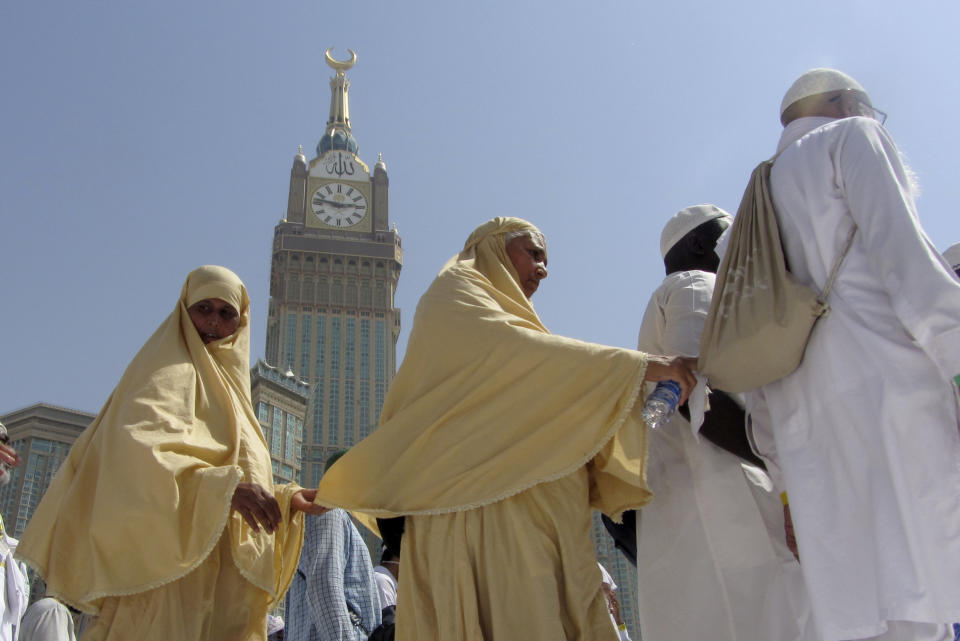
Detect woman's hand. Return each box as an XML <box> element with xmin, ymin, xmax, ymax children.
<box><xmin>643</xmin><ymin>355</ymin><xmax>698</xmax><ymax>405</ymax></box>
<box><xmin>231</xmin><ymin>482</ymin><xmax>282</xmax><ymax>533</ymax></box>
<box><xmin>291</xmin><ymin>488</ymin><xmax>331</xmax><ymax>517</ymax></box>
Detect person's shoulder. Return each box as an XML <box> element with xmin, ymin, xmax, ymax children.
<box><xmin>664</xmin><ymin>270</ymin><xmax>715</xmax><ymax>289</ymax></box>
<box><xmin>831</xmin><ymin>115</ymin><xmax>891</xmax><ymax>145</ymax></box>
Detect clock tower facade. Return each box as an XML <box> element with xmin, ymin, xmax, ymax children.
<box><xmin>265</xmin><ymin>49</ymin><xmax>402</xmax><ymax>487</ymax></box>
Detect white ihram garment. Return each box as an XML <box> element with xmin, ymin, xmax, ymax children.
<box><xmin>373</xmin><ymin>566</ymin><xmax>397</xmax><ymax>609</ymax></box>
<box><xmin>636</xmin><ymin>270</ymin><xmax>816</xmax><ymax>641</ymax></box>
<box><xmin>746</xmin><ymin>116</ymin><xmax>960</xmax><ymax>641</ymax></box>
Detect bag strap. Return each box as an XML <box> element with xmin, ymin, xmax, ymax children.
<box><xmin>767</xmin><ymin>150</ymin><xmax>858</xmax><ymax>306</ymax></box>
<box><xmin>819</xmin><ymin>224</ymin><xmax>857</xmax><ymax>303</ymax></box>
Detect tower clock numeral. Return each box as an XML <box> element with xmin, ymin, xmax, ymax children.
<box><xmin>311</xmin><ymin>182</ymin><xmax>368</xmax><ymax>228</ymax></box>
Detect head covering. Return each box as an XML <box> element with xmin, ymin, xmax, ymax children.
<box><xmin>314</xmin><ymin>217</ymin><xmax>652</xmax><ymax>520</ymax></box>
<box><xmin>660</xmin><ymin>204</ymin><xmax>732</xmax><ymax>258</ymax></box>
<box><xmin>460</xmin><ymin>217</ymin><xmax>546</xmax><ymax>327</ymax></box>
<box><xmin>780</xmin><ymin>68</ymin><xmax>869</xmax><ymax>117</ymax></box>
<box><xmin>943</xmin><ymin>243</ymin><xmax>960</xmax><ymax>271</ymax></box>
<box><xmin>17</xmin><ymin>266</ymin><xmax>304</xmax><ymax>614</ymax></box>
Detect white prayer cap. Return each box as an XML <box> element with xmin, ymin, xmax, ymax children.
<box><xmin>780</xmin><ymin>68</ymin><xmax>869</xmax><ymax>117</ymax></box>
<box><xmin>943</xmin><ymin>243</ymin><xmax>960</xmax><ymax>270</ymax></box>
<box><xmin>660</xmin><ymin>204</ymin><xmax>732</xmax><ymax>258</ymax></box>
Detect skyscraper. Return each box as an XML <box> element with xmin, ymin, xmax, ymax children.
<box><xmin>264</xmin><ymin>48</ymin><xmax>401</xmax><ymax>489</ymax></box>
<box><xmin>0</xmin><ymin>403</ymin><xmax>94</xmax><ymax>538</ymax></box>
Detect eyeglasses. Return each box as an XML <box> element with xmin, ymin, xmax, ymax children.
<box><xmin>854</xmin><ymin>95</ymin><xmax>887</xmax><ymax>125</ymax></box>
<box><xmin>830</xmin><ymin>90</ymin><xmax>887</xmax><ymax>125</ymax></box>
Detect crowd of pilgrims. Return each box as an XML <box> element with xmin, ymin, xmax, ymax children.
<box><xmin>2</xmin><ymin>67</ymin><xmax>960</xmax><ymax>641</ymax></box>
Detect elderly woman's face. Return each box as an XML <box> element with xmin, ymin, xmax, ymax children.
<box><xmin>188</xmin><ymin>298</ymin><xmax>241</xmax><ymax>344</ymax></box>
<box><xmin>506</xmin><ymin>234</ymin><xmax>548</xmax><ymax>298</ymax></box>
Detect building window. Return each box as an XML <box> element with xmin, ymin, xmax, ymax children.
<box><xmin>302</xmin><ymin>277</ymin><xmax>314</xmax><ymax>304</ymax></box>
<box><xmin>257</xmin><ymin>402</ymin><xmax>269</xmax><ymax>424</ymax></box>
<box><xmin>375</xmin><ymin>284</ymin><xmax>386</xmax><ymax>308</ymax></box>
<box><xmin>272</xmin><ymin>410</ymin><xmax>283</xmax><ymax>457</ymax></box>
<box><xmin>300</xmin><ymin>314</ymin><xmax>313</xmax><ymax>380</ymax></box>
<box><xmin>288</xmin><ymin>275</ymin><xmax>300</xmax><ymax>303</ymax></box>
<box><xmin>285</xmin><ymin>414</ymin><xmax>296</xmax><ymax>461</ymax></box>
<box><xmin>312</xmin><ymin>381</ymin><xmax>324</xmax><ymax>444</ymax></box>
<box><xmin>376</xmin><ymin>320</ymin><xmax>387</xmax><ymax>420</ymax></box>
<box><xmin>318</xmin><ymin>277</ymin><xmax>329</xmax><ymax>304</ymax></box>
<box><xmin>328</xmin><ymin>379</ymin><xmax>340</xmax><ymax>445</ymax></box>
<box><xmin>315</xmin><ymin>316</ymin><xmax>326</xmax><ymax>379</ymax></box>
<box><xmin>328</xmin><ymin>317</ymin><xmax>341</xmax><ymax>445</ymax></box>
<box><xmin>332</xmin><ymin>279</ymin><xmax>343</xmax><ymax>305</ymax></box>
<box><xmin>284</xmin><ymin>314</ymin><xmax>297</xmax><ymax>371</ymax></box>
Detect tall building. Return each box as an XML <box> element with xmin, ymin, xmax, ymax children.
<box><xmin>250</xmin><ymin>359</ymin><xmax>310</xmax><ymax>486</ymax></box>
<box><xmin>0</xmin><ymin>403</ymin><xmax>94</xmax><ymax>538</ymax></box>
<box><xmin>264</xmin><ymin>48</ymin><xmax>402</xmax><ymax>489</ymax></box>
<box><xmin>591</xmin><ymin>513</ymin><xmax>640</xmax><ymax>639</ymax></box>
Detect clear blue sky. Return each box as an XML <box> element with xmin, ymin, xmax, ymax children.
<box><xmin>2</xmin><ymin>1</ymin><xmax>958</xmax><ymax>414</ymax></box>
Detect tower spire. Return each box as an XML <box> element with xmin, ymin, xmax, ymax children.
<box><xmin>318</xmin><ymin>47</ymin><xmax>359</xmax><ymax>156</ymax></box>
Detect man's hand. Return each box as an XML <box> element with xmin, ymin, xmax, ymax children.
<box><xmin>643</xmin><ymin>355</ymin><xmax>698</xmax><ymax>404</ymax></box>
<box><xmin>231</xmin><ymin>482</ymin><xmax>282</xmax><ymax>533</ymax></box>
<box><xmin>0</xmin><ymin>444</ymin><xmax>20</xmax><ymax>469</ymax></box>
<box><xmin>291</xmin><ymin>488</ymin><xmax>331</xmax><ymax>517</ymax></box>
<box><xmin>601</xmin><ymin>583</ymin><xmax>624</xmax><ymax>625</ymax></box>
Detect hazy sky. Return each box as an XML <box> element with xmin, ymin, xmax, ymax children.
<box><xmin>2</xmin><ymin>1</ymin><xmax>958</xmax><ymax>415</ymax></box>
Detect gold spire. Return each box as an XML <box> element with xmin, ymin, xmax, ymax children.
<box><xmin>324</xmin><ymin>47</ymin><xmax>356</xmax><ymax>135</ymax></box>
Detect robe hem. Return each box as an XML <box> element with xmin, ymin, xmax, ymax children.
<box><xmin>18</xmin><ymin>467</ymin><xmax>244</xmax><ymax>616</ymax></box>
<box><xmin>314</xmin><ymin>357</ymin><xmax>651</xmax><ymax>519</ymax></box>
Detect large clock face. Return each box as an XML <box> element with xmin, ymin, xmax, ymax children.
<box><xmin>310</xmin><ymin>182</ymin><xmax>368</xmax><ymax>227</ymax></box>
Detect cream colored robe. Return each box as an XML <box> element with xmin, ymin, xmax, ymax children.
<box><xmin>17</xmin><ymin>266</ymin><xmax>304</xmax><ymax>641</ymax></box>
<box><xmin>315</xmin><ymin>218</ymin><xmax>653</xmax><ymax>640</ymax></box>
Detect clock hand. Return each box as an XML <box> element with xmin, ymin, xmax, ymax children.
<box><xmin>313</xmin><ymin>198</ymin><xmax>350</xmax><ymax>209</ymax></box>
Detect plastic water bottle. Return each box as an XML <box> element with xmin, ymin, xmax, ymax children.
<box><xmin>641</xmin><ymin>380</ymin><xmax>682</xmax><ymax>429</ymax></box>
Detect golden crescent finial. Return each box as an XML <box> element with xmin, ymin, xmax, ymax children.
<box><xmin>325</xmin><ymin>47</ymin><xmax>357</xmax><ymax>72</ymax></box>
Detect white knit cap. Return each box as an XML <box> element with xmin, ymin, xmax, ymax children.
<box><xmin>780</xmin><ymin>68</ymin><xmax>869</xmax><ymax>116</ymax></box>
<box><xmin>660</xmin><ymin>204</ymin><xmax>732</xmax><ymax>258</ymax></box>
<box><xmin>943</xmin><ymin>243</ymin><xmax>960</xmax><ymax>270</ymax></box>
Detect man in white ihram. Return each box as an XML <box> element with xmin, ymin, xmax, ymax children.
<box><xmin>745</xmin><ymin>68</ymin><xmax>960</xmax><ymax>641</ymax></box>
<box><xmin>0</xmin><ymin>421</ymin><xmax>28</xmax><ymax>641</ymax></box>
<box><xmin>636</xmin><ymin>206</ymin><xmax>817</xmax><ymax>641</ymax></box>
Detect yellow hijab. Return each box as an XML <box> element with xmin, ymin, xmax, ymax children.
<box><xmin>17</xmin><ymin>266</ymin><xmax>303</xmax><ymax>614</ymax></box>
<box><xmin>316</xmin><ymin>217</ymin><xmax>652</xmax><ymax>520</ymax></box>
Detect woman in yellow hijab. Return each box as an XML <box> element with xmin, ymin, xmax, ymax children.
<box><xmin>17</xmin><ymin>265</ymin><xmax>325</xmax><ymax>641</ymax></box>
<box><xmin>315</xmin><ymin>218</ymin><xmax>695</xmax><ymax>640</ymax></box>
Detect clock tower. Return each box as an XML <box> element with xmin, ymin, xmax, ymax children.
<box><xmin>265</xmin><ymin>48</ymin><xmax>402</xmax><ymax>487</ymax></box>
